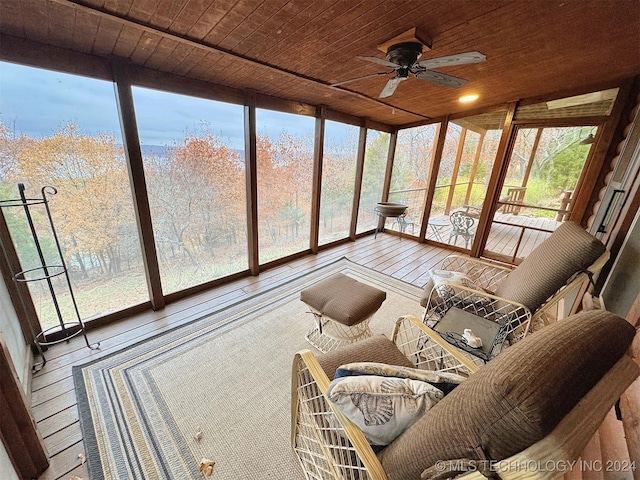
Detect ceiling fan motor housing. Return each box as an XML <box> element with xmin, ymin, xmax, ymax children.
<box><xmin>386</xmin><ymin>42</ymin><xmax>423</xmax><ymax>67</ymax></box>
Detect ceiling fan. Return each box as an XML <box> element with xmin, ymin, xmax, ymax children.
<box><xmin>332</xmin><ymin>41</ymin><xmax>486</xmax><ymax>98</ymax></box>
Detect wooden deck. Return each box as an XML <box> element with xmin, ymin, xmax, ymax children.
<box><xmin>390</xmin><ymin>211</ymin><xmax>561</xmax><ymax>261</ymax></box>
<box><xmin>30</xmin><ymin>233</ymin><xmax>451</xmax><ymax>480</ymax></box>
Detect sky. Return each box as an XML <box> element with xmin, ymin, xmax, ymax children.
<box><xmin>0</xmin><ymin>61</ymin><xmax>322</xmax><ymax>151</ymax></box>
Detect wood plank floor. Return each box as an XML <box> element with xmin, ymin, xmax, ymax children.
<box><xmin>31</xmin><ymin>232</ymin><xmax>450</xmax><ymax>480</ymax></box>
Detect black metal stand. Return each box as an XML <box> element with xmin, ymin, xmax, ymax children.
<box><xmin>0</xmin><ymin>184</ymin><xmax>99</xmax><ymax>372</ymax></box>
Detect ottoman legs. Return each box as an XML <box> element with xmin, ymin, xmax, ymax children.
<box><xmin>304</xmin><ymin>307</ymin><xmax>374</xmax><ymax>353</ymax></box>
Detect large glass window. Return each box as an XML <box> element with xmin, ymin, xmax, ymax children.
<box><xmin>256</xmin><ymin>109</ymin><xmax>314</xmax><ymax>264</ymax></box>
<box><xmin>133</xmin><ymin>87</ymin><xmax>247</xmax><ymax>294</ymax></box>
<box><xmin>0</xmin><ymin>62</ymin><xmax>148</xmax><ymax>327</ymax></box>
<box><xmin>356</xmin><ymin>130</ymin><xmax>390</xmax><ymax>235</ymax></box>
<box><xmin>425</xmin><ymin>111</ymin><xmax>504</xmax><ymax>248</ymax></box>
<box><xmin>318</xmin><ymin>121</ymin><xmax>359</xmax><ymax>245</ymax></box>
<box><xmin>389</xmin><ymin>124</ymin><xmax>439</xmax><ymax>236</ymax></box>
<box><xmin>484</xmin><ymin>125</ymin><xmax>596</xmax><ymax>262</ymax></box>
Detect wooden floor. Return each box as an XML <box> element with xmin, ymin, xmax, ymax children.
<box><xmin>31</xmin><ymin>232</ymin><xmax>451</xmax><ymax>480</ymax></box>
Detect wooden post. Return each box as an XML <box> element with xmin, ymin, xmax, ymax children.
<box><xmin>419</xmin><ymin>119</ymin><xmax>448</xmax><ymax>242</ymax></box>
<box><xmin>113</xmin><ymin>66</ymin><xmax>165</xmax><ymax>310</ymax></box>
<box><xmin>522</xmin><ymin>127</ymin><xmax>542</xmax><ymax>188</ymax></box>
<box><xmin>310</xmin><ymin>106</ymin><xmax>325</xmax><ymax>253</ymax></box>
<box><xmin>244</xmin><ymin>95</ymin><xmax>259</xmax><ymax>275</ymax></box>
<box><xmin>464</xmin><ymin>133</ymin><xmax>484</xmax><ymax>206</ymax></box>
<box><xmin>350</xmin><ymin>125</ymin><xmax>367</xmax><ymax>240</ymax></box>
<box><xmin>444</xmin><ymin>127</ymin><xmax>467</xmax><ymax>215</ymax></box>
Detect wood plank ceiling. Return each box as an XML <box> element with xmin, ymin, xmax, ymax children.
<box><xmin>0</xmin><ymin>0</ymin><xmax>639</xmax><ymax>126</ymax></box>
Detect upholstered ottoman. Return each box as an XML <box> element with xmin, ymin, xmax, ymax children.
<box><xmin>300</xmin><ymin>273</ymin><xmax>386</xmax><ymax>353</ymax></box>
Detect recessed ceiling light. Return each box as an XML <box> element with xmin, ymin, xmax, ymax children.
<box><xmin>459</xmin><ymin>94</ymin><xmax>479</xmax><ymax>103</ymax></box>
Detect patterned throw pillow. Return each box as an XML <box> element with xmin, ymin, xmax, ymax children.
<box><xmin>326</xmin><ymin>375</ymin><xmax>444</xmax><ymax>446</ymax></box>
<box><xmin>334</xmin><ymin>362</ymin><xmax>466</xmax><ymax>394</ymax></box>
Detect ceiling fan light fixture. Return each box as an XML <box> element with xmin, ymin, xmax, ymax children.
<box><xmin>459</xmin><ymin>94</ymin><xmax>479</xmax><ymax>103</ymax></box>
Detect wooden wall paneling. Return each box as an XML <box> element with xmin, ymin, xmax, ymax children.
<box><xmin>47</xmin><ymin>0</ymin><xmax>76</xmax><ymax>48</ymax></box>
<box><xmin>21</xmin><ymin>0</ymin><xmax>50</xmax><ymax>44</ymax></box>
<box><xmin>419</xmin><ymin>120</ymin><xmax>447</xmax><ymax>242</ymax></box>
<box><xmin>474</xmin><ymin>102</ymin><xmax>518</xmax><ymax>258</ymax></box>
<box><xmin>0</xmin><ymin>34</ymin><xmax>113</xmax><ymax>81</ymax></box>
<box><xmin>211</xmin><ymin>0</ymin><xmax>291</xmax><ymax>52</ymax></box>
<box><xmin>130</xmin><ymin>31</ymin><xmax>163</xmax><ymax>65</ymax></box>
<box><xmin>569</xmin><ymin>79</ymin><xmax>634</xmax><ymax>225</ymax></box>
<box><xmin>350</xmin><ymin>126</ymin><xmax>368</xmax><ymax>240</ymax></box>
<box><xmin>264</xmin><ymin>0</ymin><xmax>365</xmax><ymax>74</ymax></box>
<box><xmin>142</xmin><ymin>37</ymin><xmax>180</xmax><ymax>70</ymax></box>
<box><xmin>71</xmin><ymin>8</ymin><xmax>101</xmax><ymax>54</ymax></box>
<box><xmin>0</xmin><ymin>0</ymin><xmax>25</xmax><ymax>38</ymax></box>
<box><xmin>620</xmin><ymin>301</ymin><xmax>640</xmax><ymax>479</ymax></box>
<box><xmin>228</xmin><ymin>1</ymin><xmax>308</xmax><ymax>58</ymax></box>
<box><xmin>237</xmin><ymin>1</ymin><xmax>337</xmax><ymax>64</ymax></box>
<box><xmin>285</xmin><ymin>0</ymin><xmax>389</xmax><ymax>75</ymax></box>
<box><xmin>103</xmin><ymin>0</ymin><xmax>134</xmax><ymax>17</ymax></box>
<box><xmin>310</xmin><ymin>107</ymin><xmax>326</xmax><ymax>254</ymax></box>
<box><xmin>127</xmin><ymin>0</ymin><xmax>160</xmax><ymax>24</ymax></box>
<box><xmin>0</xmin><ymin>335</ymin><xmax>49</xmax><ymax>480</ymax></box>
<box><xmin>163</xmin><ymin>0</ymin><xmax>211</xmax><ymax>35</ymax></box>
<box><xmin>92</xmin><ymin>15</ymin><xmax>124</xmax><ymax>56</ymax></box>
<box><xmin>110</xmin><ymin>23</ymin><xmax>144</xmax><ymax>58</ymax></box>
<box><xmin>324</xmin><ymin>108</ymin><xmax>364</xmax><ymax>128</ymax></box>
<box><xmin>185</xmin><ymin>0</ymin><xmax>239</xmax><ymax>41</ymax></box>
<box><xmin>113</xmin><ymin>66</ymin><xmax>165</xmax><ymax>310</ymax></box>
<box><xmin>244</xmin><ymin>95</ymin><xmax>260</xmax><ymax>276</ymax></box>
<box><xmin>147</xmin><ymin>0</ymin><xmax>191</xmax><ymax>30</ymax></box>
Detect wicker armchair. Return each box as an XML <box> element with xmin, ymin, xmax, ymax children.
<box><xmin>291</xmin><ymin>311</ymin><xmax>638</xmax><ymax>480</ymax></box>
<box><xmin>420</xmin><ymin>221</ymin><xmax>609</xmax><ymax>370</ymax></box>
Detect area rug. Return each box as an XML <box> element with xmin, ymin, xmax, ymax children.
<box><xmin>73</xmin><ymin>257</ymin><xmax>424</xmax><ymax>480</ymax></box>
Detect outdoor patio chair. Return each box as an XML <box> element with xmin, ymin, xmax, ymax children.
<box><xmin>291</xmin><ymin>310</ymin><xmax>638</xmax><ymax>480</ymax></box>
<box><xmin>448</xmin><ymin>211</ymin><xmax>475</xmax><ymax>248</ymax></box>
<box><xmin>420</xmin><ymin>220</ymin><xmax>609</xmax><ymax>369</ymax></box>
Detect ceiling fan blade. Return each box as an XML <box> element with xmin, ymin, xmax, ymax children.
<box><xmin>379</xmin><ymin>76</ymin><xmax>406</xmax><ymax>98</ymax></box>
<box><xmin>415</xmin><ymin>69</ymin><xmax>468</xmax><ymax>88</ymax></box>
<box><xmin>330</xmin><ymin>71</ymin><xmax>390</xmax><ymax>87</ymax></box>
<box><xmin>417</xmin><ymin>51</ymin><xmax>486</xmax><ymax>70</ymax></box>
<box><xmin>356</xmin><ymin>56</ymin><xmax>399</xmax><ymax>69</ymax></box>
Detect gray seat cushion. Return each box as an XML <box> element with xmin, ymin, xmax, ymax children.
<box><xmin>493</xmin><ymin>221</ymin><xmax>605</xmax><ymax>312</ymax></box>
<box><xmin>377</xmin><ymin>310</ymin><xmax>635</xmax><ymax>480</ymax></box>
<box><xmin>316</xmin><ymin>334</ymin><xmax>414</xmax><ymax>381</ymax></box>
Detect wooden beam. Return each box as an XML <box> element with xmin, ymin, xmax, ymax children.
<box><xmin>571</xmin><ymin>79</ymin><xmax>634</xmax><ymax>225</ymax></box>
<box><xmin>419</xmin><ymin>119</ymin><xmax>448</xmax><ymax>242</ymax></box>
<box><xmin>444</xmin><ymin>127</ymin><xmax>467</xmax><ymax>215</ymax></box>
<box><xmin>521</xmin><ymin>127</ymin><xmax>543</xmax><ymax>188</ymax></box>
<box><xmin>113</xmin><ymin>66</ymin><xmax>165</xmax><ymax>310</ymax></box>
<box><xmin>473</xmin><ymin>102</ymin><xmax>518</xmax><ymax>257</ymax></box>
<box><xmin>310</xmin><ymin>107</ymin><xmax>326</xmax><ymax>254</ymax></box>
<box><xmin>464</xmin><ymin>133</ymin><xmax>484</xmax><ymax>206</ymax></box>
<box><xmin>244</xmin><ymin>95</ymin><xmax>259</xmax><ymax>276</ymax></box>
<box><xmin>381</xmin><ymin>129</ymin><xmax>398</xmax><ymax>202</ymax></box>
<box><xmin>350</xmin><ymin>127</ymin><xmax>368</xmax><ymax>240</ymax></box>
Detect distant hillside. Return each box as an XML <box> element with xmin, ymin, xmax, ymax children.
<box><xmin>124</xmin><ymin>145</ymin><xmax>245</xmax><ymax>160</ymax></box>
